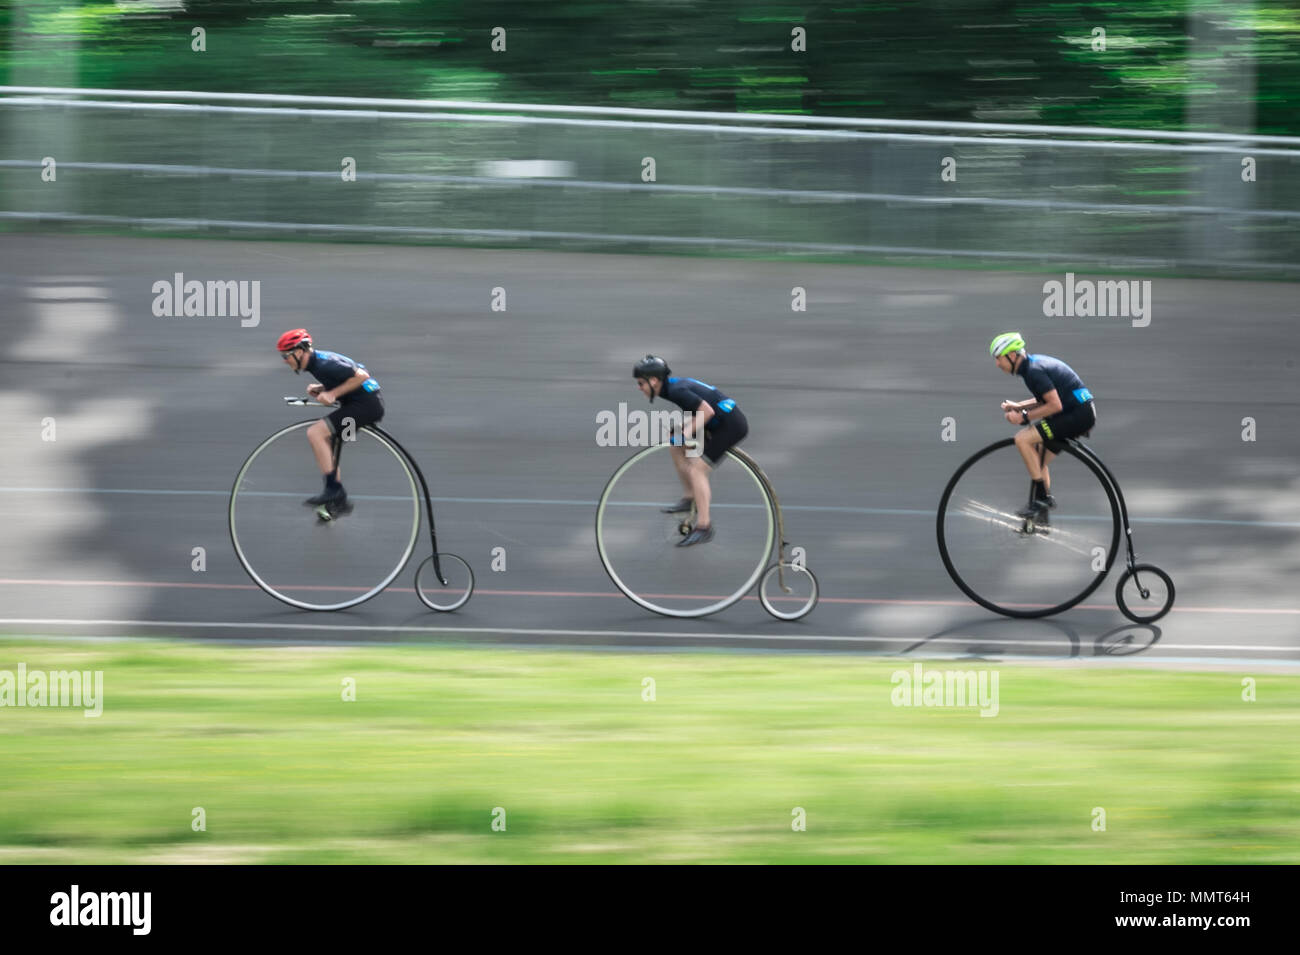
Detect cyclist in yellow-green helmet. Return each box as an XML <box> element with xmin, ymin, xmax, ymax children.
<box><xmin>990</xmin><ymin>333</ymin><xmax>1096</xmax><ymax>520</ymax></box>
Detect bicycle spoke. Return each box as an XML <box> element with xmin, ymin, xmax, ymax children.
<box><xmin>958</xmin><ymin>500</ymin><xmax>1101</xmax><ymax>559</ymax></box>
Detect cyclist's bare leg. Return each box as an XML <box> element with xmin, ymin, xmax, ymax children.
<box><xmin>1041</xmin><ymin>448</ymin><xmax>1057</xmax><ymax>495</ymax></box>
<box><xmin>307</xmin><ymin>420</ymin><xmax>341</xmax><ymax>481</ymax></box>
<box><xmin>1013</xmin><ymin>426</ymin><xmax>1045</xmax><ymax>481</ymax></box>
<box><xmin>668</xmin><ymin>443</ymin><xmax>695</xmax><ymax>498</ymax></box>
<box><xmin>684</xmin><ymin>455</ymin><xmax>713</xmax><ymax>527</ymax></box>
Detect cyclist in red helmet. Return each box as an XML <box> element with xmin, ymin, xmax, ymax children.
<box><xmin>277</xmin><ymin>329</ymin><xmax>384</xmax><ymax>512</ymax></box>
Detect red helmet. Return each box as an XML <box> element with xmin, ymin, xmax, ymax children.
<box><xmin>276</xmin><ymin>328</ymin><xmax>312</xmax><ymax>352</ymax></box>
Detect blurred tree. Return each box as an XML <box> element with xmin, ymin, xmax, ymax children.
<box><xmin>0</xmin><ymin>0</ymin><xmax>1295</xmax><ymax>133</ymax></box>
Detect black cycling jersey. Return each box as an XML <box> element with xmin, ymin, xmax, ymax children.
<box><xmin>659</xmin><ymin>376</ymin><xmax>737</xmax><ymax>430</ymax></box>
<box><xmin>1017</xmin><ymin>354</ymin><xmax>1092</xmax><ymax>410</ymax></box>
<box><xmin>306</xmin><ymin>349</ymin><xmax>380</xmax><ymax>401</ymax></box>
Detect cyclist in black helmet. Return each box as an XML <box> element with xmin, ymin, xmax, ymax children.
<box><xmin>632</xmin><ymin>355</ymin><xmax>749</xmax><ymax>547</ymax></box>
<box><xmin>989</xmin><ymin>332</ymin><xmax>1096</xmax><ymax>521</ymax></box>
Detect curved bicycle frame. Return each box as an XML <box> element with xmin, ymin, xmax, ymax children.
<box><xmin>1065</xmin><ymin>437</ymin><xmax>1143</xmax><ymax>574</ymax></box>
<box><xmin>937</xmin><ymin>436</ymin><xmax>1125</xmax><ymax>618</ymax></box>
<box><xmin>367</xmin><ymin>424</ymin><xmax>450</xmax><ymax>587</ymax></box>
<box><xmin>326</xmin><ymin>421</ymin><xmax>452</xmax><ymax>586</ymax></box>
<box><xmin>729</xmin><ymin>447</ymin><xmax>799</xmax><ymax>589</ymax></box>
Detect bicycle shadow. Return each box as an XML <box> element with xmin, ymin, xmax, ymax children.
<box><xmin>900</xmin><ymin>616</ymin><xmax>1162</xmax><ymax>660</ymax></box>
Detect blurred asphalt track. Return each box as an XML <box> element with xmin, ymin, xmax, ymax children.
<box><xmin>1</xmin><ymin>234</ymin><xmax>1297</xmax><ymax>666</ymax></box>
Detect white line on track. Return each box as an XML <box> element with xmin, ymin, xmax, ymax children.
<box><xmin>0</xmin><ymin>577</ymin><xmax>1297</xmax><ymax>614</ymax></box>
<box><xmin>0</xmin><ymin>618</ymin><xmax>1296</xmax><ymax>657</ymax></box>
<box><xmin>1</xmin><ymin>486</ymin><xmax>1297</xmax><ymax>528</ymax></box>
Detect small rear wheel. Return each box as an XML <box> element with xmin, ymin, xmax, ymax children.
<box><xmin>415</xmin><ymin>554</ymin><xmax>475</xmax><ymax>612</ymax></box>
<box><xmin>758</xmin><ymin>562</ymin><xmax>819</xmax><ymax>621</ymax></box>
<box><xmin>1115</xmin><ymin>563</ymin><xmax>1174</xmax><ymax>623</ymax></box>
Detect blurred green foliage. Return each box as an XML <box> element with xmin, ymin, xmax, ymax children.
<box><xmin>2</xmin><ymin>2</ymin><xmax>1296</xmax><ymax>132</ymax></box>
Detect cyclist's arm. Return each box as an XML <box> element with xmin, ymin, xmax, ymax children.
<box><xmin>319</xmin><ymin>369</ymin><xmax>371</xmax><ymax>403</ymax></box>
<box><xmin>1001</xmin><ymin>397</ymin><xmax>1040</xmax><ymax>411</ymax></box>
<box><xmin>1022</xmin><ymin>390</ymin><xmax>1062</xmax><ymax>420</ymax></box>
<box><xmin>683</xmin><ymin>401</ymin><xmax>714</xmax><ymax>438</ymax></box>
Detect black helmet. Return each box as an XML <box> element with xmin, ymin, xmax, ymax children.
<box><xmin>633</xmin><ymin>355</ymin><xmax>670</xmax><ymax>403</ymax></box>
<box><xmin>633</xmin><ymin>355</ymin><xmax>670</xmax><ymax>380</ymax></box>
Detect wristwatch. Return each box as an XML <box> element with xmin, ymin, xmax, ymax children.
<box><xmin>1020</xmin><ymin>409</ymin><xmax>1030</xmax><ymax>424</ymax></box>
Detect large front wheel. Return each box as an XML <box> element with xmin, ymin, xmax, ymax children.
<box><xmin>936</xmin><ymin>438</ymin><xmax>1121</xmax><ymax>618</ymax></box>
<box><xmin>229</xmin><ymin>421</ymin><xmax>421</xmax><ymax>610</ymax></box>
<box><xmin>595</xmin><ymin>444</ymin><xmax>775</xmax><ymax>618</ymax></box>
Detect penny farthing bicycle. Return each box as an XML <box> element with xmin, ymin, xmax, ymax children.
<box><xmin>936</xmin><ymin>436</ymin><xmax>1174</xmax><ymax>623</ymax></box>
<box><xmin>595</xmin><ymin>440</ymin><xmax>818</xmax><ymax>619</ymax></box>
<box><xmin>229</xmin><ymin>397</ymin><xmax>473</xmax><ymax>611</ymax></box>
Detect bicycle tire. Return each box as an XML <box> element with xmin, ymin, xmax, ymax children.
<box><xmin>415</xmin><ymin>553</ymin><xmax>475</xmax><ymax>612</ymax></box>
<box><xmin>758</xmin><ymin>562</ymin><xmax>819</xmax><ymax>621</ymax></box>
<box><xmin>595</xmin><ymin>444</ymin><xmax>775</xmax><ymax>618</ymax></box>
<box><xmin>936</xmin><ymin>438</ymin><xmax>1121</xmax><ymax>618</ymax></box>
<box><xmin>229</xmin><ymin>421</ymin><xmax>421</xmax><ymax>611</ymax></box>
<box><xmin>1115</xmin><ymin>563</ymin><xmax>1175</xmax><ymax>624</ymax></box>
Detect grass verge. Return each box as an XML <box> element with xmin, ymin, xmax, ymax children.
<box><xmin>1</xmin><ymin>639</ymin><xmax>1296</xmax><ymax>863</ymax></box>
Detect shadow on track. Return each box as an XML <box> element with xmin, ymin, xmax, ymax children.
<box><xmin>902</xmin><ymin>616</ymin><xmax>1162</xmax><ymax>660</ymax></box>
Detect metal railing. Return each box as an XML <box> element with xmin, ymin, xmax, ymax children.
<box><xmin>3</xmin><ymin>86</ymin><xmax>1298</xmax><ymax>277</ymax></box>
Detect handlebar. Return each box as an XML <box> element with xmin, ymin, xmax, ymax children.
<box><xmin>284</xmin><ymin>396</ymin><xmax>339</xmax><ymax>408</ymax></box>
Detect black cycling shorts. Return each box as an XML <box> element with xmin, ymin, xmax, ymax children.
<box><xmin>701</xmin><ymin>407</ymin><xmax>748</xmax><ymax>466</ymax></box>
<box><xmin>326</xmin><ymin>391</ymin><xmax>385</xmax><ymax>436</ymax></box>
<box><xmin>1035</xmin><ymin>401</ymin><xmax>1095</xmax><ymax>453</ymax></box>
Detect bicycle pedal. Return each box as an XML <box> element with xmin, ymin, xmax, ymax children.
<box><xmin>316</xmin><ymin>500</ymin><xmax>352</xmax><ymax>522</ymax></box>
<box><xmin>1017</xmin><ymin>516</ymin><xmax>1050</xmax><ymax>535</ymax></box>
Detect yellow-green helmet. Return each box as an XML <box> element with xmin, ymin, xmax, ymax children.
<box><xmin>989</xmin><ymin>332</ymin><xmax>1026</xmax><ymax>358</ymax></box>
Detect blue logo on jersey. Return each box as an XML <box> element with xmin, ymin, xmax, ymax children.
<box><xmin>362</xmin><ymin>378</ymin><xmax>380</xmax><ymax>393</ymax></box>
<box><xmin>718</xmin><ymin>398</ymin><xmax>735</xmax><ymax>413</ymax></box>
<box><xmin>1073</xmin><ymin>387</ymin><xmax>1093</xmax><ymax>403</ymax></box>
